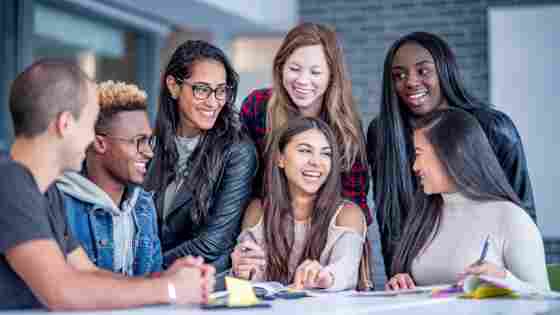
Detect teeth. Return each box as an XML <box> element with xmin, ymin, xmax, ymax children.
<box><xmin>295</xmin><ymin>87</ymin><xmax>312</xmax><ymax>95</ymax></box>
<box><xmin>200</xmin><ymin>110</ymin><xmax>216</xmax><ymax>117</ymax></box>
<box><xmin>302</xmin><ymin>171</ymin><xmax>321</xmax><ymax>178</ymax></box>
<box><xmin>409</xmin><ymin>91</ymin><xmax>428</xmax><ymax>99</ymax></box>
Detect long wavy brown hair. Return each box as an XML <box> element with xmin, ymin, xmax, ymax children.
<box><xmin>262</xmin><ymin>117</ymin><xmax>343</xmax><ymax>284</ymax></box>
<box><xmin>266</xmin><ymin>22</ymin><xmax>366</xmax><ymax>171</ymax></box>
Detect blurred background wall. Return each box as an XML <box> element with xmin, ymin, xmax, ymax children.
<box><xmin>0</xmin><ymin>0</ymin><xmax>298</xmax><ymax>151</ymax></box>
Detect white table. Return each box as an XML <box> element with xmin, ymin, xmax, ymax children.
<box><xmin>2</xmin><ymin>292</ymin><xmax>560</xmax><ymax>314</ymax></box>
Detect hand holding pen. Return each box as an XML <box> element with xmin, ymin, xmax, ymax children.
<box><xmin>459</xmin><ymin>234</ymin><xmax>506</xmax><ymax>282</ymax></box>
<box><xmin>475</xmin><ymin>234</ymin><xmax>490</xmax><ymax>266</ymax></box>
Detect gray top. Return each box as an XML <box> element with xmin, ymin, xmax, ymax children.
<box><xmin>238</xmin><ymin>202</ymin><xmax>366</xmax><ymax>291</ymax></box>
<box><xmin>0</xmin><ymin>156</ymin><xmax>80</xmax><ymax>309</ymax></box>
<box><xmin>411</xmin><ymin>192</ymin><xmax>549</xmax><ymax>290</ymax></box>
<box><xmin>163</xmin><ymin>135</ymin><xmax>200</xmax><ymax>219</ymax></box>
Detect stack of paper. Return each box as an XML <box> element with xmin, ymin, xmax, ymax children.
<box><xmin>461</xmin><ymin>274</ymin><xmax>560</xmax><ymax>299</ymax></box>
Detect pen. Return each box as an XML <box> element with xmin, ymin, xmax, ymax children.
<box><xmin>242</xmin><ymin>232</ymin><xmax>258</xmax><ymax>252</ymax></box>
<box><xmin>476</xmin><ymin>234</ymin><xmax>490</xmax><ymax>265</ymax></box>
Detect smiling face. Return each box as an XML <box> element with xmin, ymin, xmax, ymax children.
<box><xmin>169</xmin><ymin>59</ymin><xmax>227</xmax><ymax>137</ymax></box>
<box><xmin>100</xmin><ymin>110</ymin><xmax>153</xmax><ymax>185</ymax></box>
<box><xmin>282</xmin><ymin>45</ymin><xmax>330</xmax><ymax>117</ymax></box>
<box><xmin>413</xmin><ymin>129</ymin><xmax>456</xmax><ymax>194</ymax></box>
<box><xmin>278</xmin><ymin>128</ymin><xmax>332</xmax><ymax>197</ymax></box>
<box><xmin>392</xmin><ymin>42</ymin><xmax>448</xmax><ymax>116</ymax></box>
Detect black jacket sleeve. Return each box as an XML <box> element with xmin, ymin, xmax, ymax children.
<box><xmin>473</xmin><ymin>109</ymin><xmax>536</xmax><ymax>222</ymax></box>
<box><xmin>163</xmin><ymin>140</ymin><xmax>258</xmax><ymax>272</ymax></box>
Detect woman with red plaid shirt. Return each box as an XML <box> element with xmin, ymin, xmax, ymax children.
<box><xmin>240</xmin><ymin>23</ymin><xmax>372</xmax><ymax>224</ymax></box>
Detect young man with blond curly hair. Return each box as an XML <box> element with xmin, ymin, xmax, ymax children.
<box><xmin>53</xmin><ymin>80</ymin><xmax>162</xmax><ymax>276</ymax></box>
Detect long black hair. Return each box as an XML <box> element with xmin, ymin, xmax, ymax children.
<box><xmin>144</xmin><ymin>40</ymin><xmax>241</xmax><ymax>225</ymax></box>
<box><xmin>372</xmin><ymin>32</ymin><xmax>488</xmax><ymax>251</ymax></box>
<box><xmin>391</xmin><ymin>108</ymin><xmax>521</xmax><ymax>275</ymax></box>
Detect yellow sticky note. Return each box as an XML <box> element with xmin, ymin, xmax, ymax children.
<box><xmin>225</xmin><ymin>276</ymin><xmax>260</xmax><ymax>306</ymax></box>
<box><xmin>461</xmin><ymin>284</ymin><xmax>516</xmax><ymax>299</ymax></box>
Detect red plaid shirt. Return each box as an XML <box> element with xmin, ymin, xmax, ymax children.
<box><xmin>240</xmin><ymin>88</ymin><xmax>372</xmax><ymax>224</ymax></box>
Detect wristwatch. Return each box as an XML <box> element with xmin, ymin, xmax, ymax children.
<box><xmin>168</xmin><ymin>281</ymin><xmax>177</xmax><ymax>304</ymax></box>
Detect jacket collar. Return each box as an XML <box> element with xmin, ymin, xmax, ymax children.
<box><xmin>157</xmin><ymin>179</ymin><xmax>193</xmax><ymax>221</ymax></box>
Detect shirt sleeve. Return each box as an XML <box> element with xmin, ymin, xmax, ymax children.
<box><xmin>63</xmin><ymin>217</ymin><xmax>81</xmax><ymax>255</ymax></box>
<box><xmin>322</xmin><ymin>231</ymin><xmax>365</xmax><ymax>291</ymax></box>
<box><xmin>0</xmin><ymin>166</ymin><xmax>54</xmax><ymax>254</ymax></box>
<box><xmin>341</xmin><ymin>159</ymin><xmax>372</xmax><ymax>225</ymax></box>
<box><xmin>481</xmin><ymin>110</ymin><xmax>536</xmax><ymax>221</ymax></box>
<box><xmin>240</xmin><ymin>88</ymin><xmax>269</xmax><ymax>146</ymax></box>
<box><xmin>502</xmin><ymin>205</ymin><xmax>549</xmax><ymax>291</ymax></box>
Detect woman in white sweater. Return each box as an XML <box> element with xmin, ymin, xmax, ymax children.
<box><xmin>386</xmin><ymin>108</ymin><xmax>549</xmax><ymax>291</ymax></box>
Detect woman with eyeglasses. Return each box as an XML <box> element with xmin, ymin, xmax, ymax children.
<box><xmin>145</xmin><ymin>40</ymin><xmax>258</xmax><ymax>273</ymax></box>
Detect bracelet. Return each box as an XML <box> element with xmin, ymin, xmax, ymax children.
<box><xmin>168</xmin><ymin>281</ymin><xmax>177</xmax><ymax>304</ymax></box>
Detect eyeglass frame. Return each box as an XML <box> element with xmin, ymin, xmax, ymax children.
<box><xmin>96</xmin><ymin>133</ymin><xmax>155</xmax><ymax>155</ymax></box>
<box><xmin>174</xmin><ymin>77</ymin><xmax>233</xmax><ymax>102</ymax></box>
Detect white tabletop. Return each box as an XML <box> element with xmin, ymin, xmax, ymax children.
<box><xmin>2</xmin><ymin>292</ymin><xmax>560</xmax><ymax>314</ymax></box>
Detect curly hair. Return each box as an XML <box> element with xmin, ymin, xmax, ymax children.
<box><xmin>95</xmin><ymin>80</ymin><xmax>148</xmax><ymax>133</ymax></box>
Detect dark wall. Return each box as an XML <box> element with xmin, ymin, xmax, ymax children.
<box><xmin>300</xmin><ymin>0</ymin><xmax>559</xmax><ymax>124</ymax></box>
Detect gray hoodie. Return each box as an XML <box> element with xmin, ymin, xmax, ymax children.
<box><xmin>56</xmin><ymin>172</ymin><xmax>138</xmax><ymax>275</ymax></box>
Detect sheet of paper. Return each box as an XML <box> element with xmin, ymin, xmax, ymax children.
<box><xmin>462</xmin><ymin>274</ymin><xmax>560</xmax><ymax>299</ymax></box>
<box><xmin>251</xmin><ymin>281</ymin><xmax>287</xmax><ymax>295</ymax></box>
<box><xmin>225</xmin><ymin>276</ymin><xmax>260</xmax><ymax>306</ymax></box>
<box><xmin>350</xmin><ymin>285</ymin><xmax>452</xmax><ymax>297</ymax></box>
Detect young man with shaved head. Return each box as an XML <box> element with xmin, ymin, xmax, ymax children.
<box><xmin>0</xmin><ymin>60</ymin><xmax>214</xmax><ymax>310</ymax></box>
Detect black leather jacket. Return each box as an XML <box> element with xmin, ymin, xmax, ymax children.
<box><xmin>367</xmin><ymin>107</ymin><xmax>535</xmax><ymax>276</ymax></box>
<box><xmin>153</xmin><ymin>139</ymin><xmax>257</xmax><ymax>273</ymax></box>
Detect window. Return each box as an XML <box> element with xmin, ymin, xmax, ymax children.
<box><xmin>231</xmin><ymin>37</ymin><xmax>282</xmax><ymax>108</ymax></box>
<box><xmin>33</xmin><ymin>3</ymin><xmax>138</xmax><ymax>82</ymax></box>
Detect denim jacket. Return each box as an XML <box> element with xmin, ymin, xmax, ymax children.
<box><xmin>55</xmin><ymin>172</ymin><xmax>162</xmax><ymax>276</ymax></box>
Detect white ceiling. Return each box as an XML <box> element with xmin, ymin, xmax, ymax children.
<box><xmin>103</xmin><ymin>0</ymin><xmax>296</xmax><ymax>35</ymax></box>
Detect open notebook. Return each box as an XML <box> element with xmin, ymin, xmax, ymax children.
<box><xmin>353</xmin><ymin>275</ymin><xmax>560</xmax><ymax>299</ymax></box>
<box><xmin>461</xmin><ymin>274</ymin><xmax>560</xmax><ymax>299</ymax></box>
<box><xmin>251</xmin><ymin>281</ymin><xmax>287</xmax><ymax>296</ymax></box>
<box><xmin>251</xmin><ymin>281</ymin><xmax>321</xmax><ymax>298</ymax></box>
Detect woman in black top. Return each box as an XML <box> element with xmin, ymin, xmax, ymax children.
<box><xmin>367</xmin><ymin>31</ymin><xmax>535</xmax><ymax>277</ymax></box>
<box><xmin>145</xmin><ymin>40</ymin><xmax>257</xmax><ymax>273</ymax></box>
